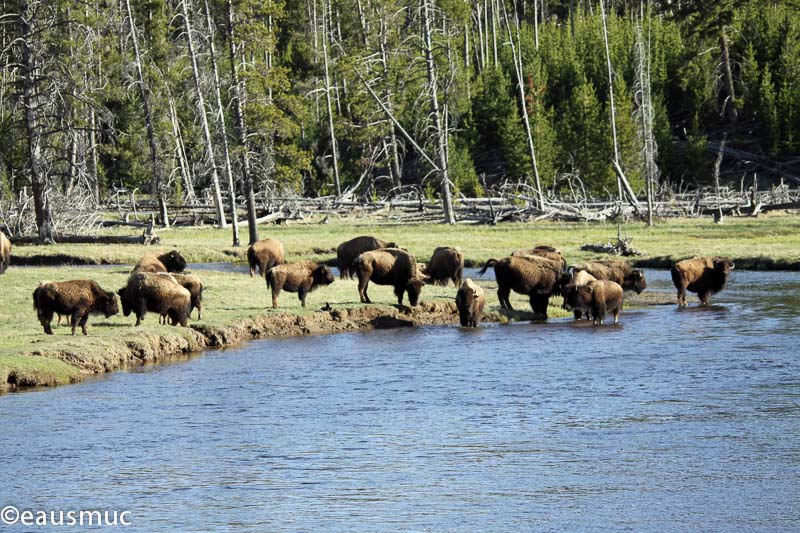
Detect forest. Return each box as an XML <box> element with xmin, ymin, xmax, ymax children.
<box><xmin>1</xmin><ymin>0</ymin><xmax>799</xmax><ymax>242</ymax></box>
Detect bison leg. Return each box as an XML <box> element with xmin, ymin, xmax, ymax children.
<box><xmin>573</xmin><ymin>309</ymin><xmax>583</xmax><ymax>320</ymax></box>
<box><xmin>298</xmin><ymin>288</ymin><xmax>308</xmax><ymax>308</ymax></box>
<box><xmin>612</xmin><ymin>304</ymin><xmax>621</xmax><ymax>325</ymax></box>
<box><xmin>78</xmin><ymin>313</ymin><xmax>90</xmax><ymax>336</ymax></box>
<box><xmin>698</xmin><ymin>290</ymin><xmax>710</xmax><ymax>306</ymax></box>
<box><xmin>39</xmin><ymin>309</ymin><xmax>55</xmax><ymax>335</ymax></box>
<box><xmin>357</xmin><ymin>277</ymin><xmax>371</xmax><ymax>304</ymax></box>
<box><xmin>497</xmin><ymin>285</ymin><xmax>511</xmax><ymax>310</ymax></box>
<box><xmin>394</xmin><ymin>285</ymin><xmax>405</xmax><ymax>306</ymax></box>
<box><xmin>196</xmin><ymin>301</ymin><xmax>202</xmax><ymax>320</ymax></box>
<box><xmin>271</xmin><ymin>284</ymin><xmax>281</xmax><ymax>308</ymax></box>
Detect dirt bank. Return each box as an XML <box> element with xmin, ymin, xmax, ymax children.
<box><xmin>3</xmin><ymin>291</ymin><xmax>675</xmax><ymax>394</ymax></box>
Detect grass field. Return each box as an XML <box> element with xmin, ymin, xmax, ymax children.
<box><xmin>10</xmin><ymin>213</ymin><xmax>800</xmax><ymax>268</ymax></box>
<box><xmin>3</xmin><ymin>213</ymin><xmax>799</xmax><ymax>391</ymax></box>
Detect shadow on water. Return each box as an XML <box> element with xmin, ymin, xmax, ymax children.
<box><xmin>0</xmin><ymin>270</ymin><xmax>798</xmax><ymax>531</ymax></box>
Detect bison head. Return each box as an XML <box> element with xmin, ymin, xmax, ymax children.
<box><xmin>575</xmin><ymin>284</ymin><xmax>594</xmax><ymax>306</ymax></box>
<box><xmin>117</xmin><ymin>287</ymin><xmax>132</xmax><ymax>316</ymax></box>
<box><xmin>100</xmin><ymin>291</ymin><xmax>119</xmax><ymax>318</ymax></box>
<box><xmin>312</xmin><ymin>265</ymin><xmax>335</xmax><ymax>287</ymax></box>
<box><xmin>159</xmin><ymin>250</ymin><xmax>187</xmax><ymax>273</ymax></box>
<box><xmin>626</xmin><ymin>269</ymin><xmax>647</xmax><ymax>294</ymax></box>
<box><xmin>714</xmin><ymin>258</ymin><xmax>735</xmax><ymax>275</ymax></box>
<box><xmin>406</xmin><ymin>279</ymin><xmax>425</xmax><ymax>306</ymax></box>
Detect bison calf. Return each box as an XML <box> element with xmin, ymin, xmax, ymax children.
<box><xmin>561</xmin><ymin>269</ymin><xmax>598</xmax><ymax>320</ymax></box>
<box><xmin>247</xmin><ymin>238</ymin><xmax>285</xmax><ymax>278</ymax></box>
<box><xmin>266</xmin><ymin>261</ymin><xmax>335</xmax><ymax>308</ymax></box>
<box><xmin>132</xmin><ymin>250</ymin><xmax>187</xmax><ymax>274</ymax></box>
<box><xmin>455</xmin><ymin>278</ymin><xmax>485</xmax><ymax>327</ymax></box>
<box><xmin>337</xmin><ymin>236</ymin><xmax>397</xmax><ymax>279</ymax></box>
<box><xmin>575</xmin><ymin>279</ymin><xmax>623</xmax><ymax>325</ymax></box>
<box><xmin>33</xmin><ymin>280</ymin><xmax>119</xmax><ymax>335</ymax></box>
<box><xmin>0</xmin><ymin>231</ymin><xmax>10</xmax><ymax>274</ymax></box>
<box><xmin>118</xmin><ymin>272</ymin><xmax>191</xmax><ymax>326</ymax></box>
<box><xmin>424</xmin><ymin>247</ymin><xmax>464</xmax><ymax>287</ymax></box>
<box><xmin>671</xmin><ymin>256</ymin><xmax>734</xmax><ymax>307</ymax></box>
<box><xmin>354</xmin><ymin>248</ymin><xmax>425</xmax><ymax>307</ymax></box>
<box><xmin>157</xmin><ymin>272</ymin><xmax>204</xmax><ymax>319</ymax></box>
<box><xmin>574</xmin><ymin>259</ymin><xmax>646</xmax><ymax>294</ymax></box>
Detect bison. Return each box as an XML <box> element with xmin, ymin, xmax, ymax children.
<box><xmin>0</xmin><ymin>231</ymin><xmax>10</xmax><ymax>274</ymax></box>
<box><xmin>265</xmin><ymin>261</ymin><xmax>335</xmax><ymax>308</ymax></box>
<box><xmin>157</xmin><ymin>272</ymin><xmax>204</xmax><ymax>319</ymax></box>
<box><xmin>354</xmin><ymin>248</ymin><xmax>425</xmax><ymax>307</ymax></box>
<box><xmin>337</xmin><ymin>236</ymin><xmax>397</xmax><ymax>279</ymax></box>
<box><xmin>247</xmin><ymin>238</ymin><xmax>285</xmax><ymax>278</ymax></box>
<box><xmin>478</xmin><ymin>255</ymin><xmax>565</xmax><ymax>318</ymax></box>
<box><xmin>118</xmin><ymin>272</ymin><xmax>191</xmax><ymax>326</ymax></box>
<box><xmin>455</xmin><ymin>278</ymin><xmax>485</xmax><ymax>327</ymax></box>
<box><xmin>574</xmin><ymin>279</ymin><xmax>624</xmax><ymax>325</ymax></box>
<box><xmin>132</xmin><ymin>250</ymin><xmax>187</xmax><ymax>274</ymax></box>
<box><xmin>423</xmin><ymin>246</ymin><xmax>464</xmax><ymax>286</ymax></box>
<box><xmin>33</xmin><ymin>280</ymin><xmax>119</xmax><ymax>335</ymax></box>
<box><xmin>511</xmin><ymin>246</ymin><xmax>566</xmax><ymax>270</ymax></box>
<box><xmin>671</xmin><ymin>256</ymin><xmax>734</xmax><ymax>307</ymax></box>
<box><xmin>561</xmin><ymin>269</ymin><xmax>598</xmax><ymax>320</ymax></box>
<box><xmin>573</xmin><ymin>259</ymin><xmax>646</xmax><ymax>293</ymax></box>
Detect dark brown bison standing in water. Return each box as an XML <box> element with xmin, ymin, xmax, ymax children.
<box><xmin>247</xmin><ymin>238</ymin><xmax>285</xmax><ymax>278</ymax></box>
<box><xmin>337</xmin><ymin>236</ymin><xmax>397</xmax><ymax>279</ymax></box>
<box><xmin>132</xmin><ymin>250</ymin><xmax>187</xmax><ymax>274</ymax></box>
<box><xmin>118</xmin><ymin>272</ymin><xmax>191</xmax><ymax>326</ymax></box>
<box><xmin>573</xmin><ymin>259</ymin><xmax>646</xmax><ymax>293</ymax></box>
<box><xmin>478</xmin><ymin>255</ymin><xmax>566</xmax><ymax>318</ymax></box>
<box><xmin>424</xmin><ymin>246</ymin><xmax>464</xmax><ymax>287</ymax></box>
<box><xmin>575</xmin><ymin>279</ymin><xmax>624</xmax><ymax>325</ymax></box>
<box><xmin>455</xmin><ymin>278</ymin><xmax>485</xmax><ymax>327</ymax></box>
<box><xmin>266</xmin><ymin>261</ymin><xmax>335</xmax><ymax>308</ymax></box>
<box><xmin>671</xmin><ymin>256</ymin><xmax>734</xmax><ymax>307</ymax></box>
<box><xmin>511</xmin><ymin>245</ymin><xmax>566</xmax><ymax>270</ymax></box>
<box><xmin>0</xmin><ymin>231</ymin><xmax>10</xmax><ymax>274</ymax></box>
<box><xmin>33</xmin><ymin>280</ymin><xmax>119</xmax><ymax>335</ymax></box>
<box><xmin>354</xmin><ymin>248</ymin><xmax>425</xmax><ymax>306</ymax></box>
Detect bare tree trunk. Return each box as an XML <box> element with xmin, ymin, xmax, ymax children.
<box><xmin>167</xmin><ymin>95</ymin><xmax>196</xmax><ymax>203</ymax></box>
<box><xmin>600</xmin><ymin>0</ymin><xmax>640</xmax><ymax>213</ymax></box>
<box><xmin>203</xmin><ymin>0</ymin><xmax>239</xmax><ymax>245</ymax></box>
<box><xmin>124</xmin><ymin>0</ymin><xmax>169</xmax><ymax>226</ymax></box>
<box><xmin>719</xmin><ymin>27</ymin><xmax>737</xmax><ymax>124</ymax></box>
<box><xmin>19</xmin><ymin>0</ymin><xmax>52</xmax><ymax>242</ymax></box>
<box><xmin>321</xmin><ymin>0</ymin><xmax>342</xmax><ymax>197</ymax></box>
<box><xmin>379</xmin><ymin>10</ymin><xmax>402</xmax><ymax>188</ymax></box>
<box><xmin>421</xmin><ymin>0</ymin><xmax>455</xmax><ymax>224</ymax></box>
<box><xmin>226</xmin><ymin>0</ymin><xmax>258</xmax><ymax>244</ymax></box>
<box><xmin>88</xmin><ymin>107</ymin><xmax>100</xmax><ymax>206</ymax></box>
<box><xmin>180</xmin><ymin>0</ymin><xmax>226</xmax><ymax>227</ymax></box>
<box><xmin>501</xmin><ymin>0</ymin><xmax>544</xmax><ymax>209</ymax></box>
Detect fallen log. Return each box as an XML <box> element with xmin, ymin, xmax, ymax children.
<box><xmin>12</xmin><ymin>233</ymin><xmax>159</xmax><ymax>245</ymax></box>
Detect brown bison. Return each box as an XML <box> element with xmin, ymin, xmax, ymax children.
<box><xmin>337</xmin><ymin>236</ymin><xmax>397</xmax><ymax>279</ymax></box>
<box><xmin>118</xmin><ymin>272</ymin><xmax>191</xmax><ymax>326</ymax></box>
<box><xmin>455</xmin><ymin>278</ymin><xmax>485</xmax><ymax>327</ymax></box>
<box><xmin>511</xmin><ymin>246</ymin><xmax>566</xmax><ymax>270</ymax></box>
<box><xmin>573</xmin><ymin>259</ymin><xmax>646</xmax><ymax>293</ymax></box>
<box><xmin>132</xmin><ymin>250</ymin><xmax>187</xmax><ymax>274</ymax></box>
<box><xmin>423</xmin><ymin>246</ymin><xmax>464</xmax><ymax>286</ymax></box>
<box><xmin>671</xmin><ymin>256</ymin><xmax>734</xmax><ymax>307</ymax></box>
<box><xmin>575</xmin><ymin>279</ymin><xmax>624</xmax><ymax>325</ymax></box>
<box><xmin>0</xmin><ymin>231</ymin><xmax>10</xmax><ymax>274</ymax></box>
<box><xmin>247</xmin><ymin>238</ymin><xmax>285</xmax><ymax>278</ymax></box>
<box><xmin>157</xmin><ymin>272</ymin><xmax>204</xmax><ymax>319</ymax></box>
<box><xmin>266</xmin><ymin>261</ymin><xmax>335</xmax><ymax>308</ymax></box>
<box><xmin>354</xmin><ymin>248</ymin><xmax>425</xmax><ymax>307</ymax></box>
<box><xmin>478</xmin><ymin>255</ymin><xmax>565</xmax><ymax>318</ymax></box>
<box><xmin>33</xmin><ymin>280</ymin><xmax>119</xmax><ymax>335</ymax></box>
<box><xmin>561</xmin><ymin>269</ymin><xmax>598</xmax><ymax>320</ymax></box>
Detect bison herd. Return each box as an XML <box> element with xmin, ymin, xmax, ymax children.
<box><xmin>0</xmin><ymin>228</ymin><xmax>735</xmax><ymax>336</ymax></box>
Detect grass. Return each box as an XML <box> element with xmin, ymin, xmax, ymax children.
<box><xmin>10</xmin><ymin>212</ymin><xmax>800</xmax><ymax>268</ymax></box>
<box><xmin>3</xmin><ymin>212</ymin><xmax>799</xmax><ymax>391</ymax></box>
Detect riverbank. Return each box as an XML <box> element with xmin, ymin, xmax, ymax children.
<box><xmin>10</xmin><ymin>264</ymin><xmax>663</xmax><ymax>393</ymax></box>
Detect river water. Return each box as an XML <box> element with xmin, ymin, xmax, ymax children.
<box><xmin>0</xmin><ymin>270</ymin><xmax>798</xmax><ymax>531</ymax></box>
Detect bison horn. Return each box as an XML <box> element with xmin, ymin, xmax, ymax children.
<box><xmin>730</xmin><ymin>261</ymin><xmax>735</xmax><ymax>270</ymax></box>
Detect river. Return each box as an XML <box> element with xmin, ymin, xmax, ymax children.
<box><xmin>0</xmin><ymin>270</ymin><xmax>798</xmax><ymax>531</ymax></box>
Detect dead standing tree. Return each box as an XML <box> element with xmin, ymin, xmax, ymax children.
<box><xmin>123</xmin><ymin>0</ymin><xmax>169</xmax><ymax>227</ymax></box>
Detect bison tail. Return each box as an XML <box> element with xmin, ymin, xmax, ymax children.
<box><xmin>32</xmin><ymin>287</ymin><xmax>41</xmax><ymax>311</ymax></box>
<box><xmin>265</xmin><ymin>270</ymin><xmax>274</xmax><ymax>290</ymax></box>
<box><xmin>477</xmin><ymin>259</ymin><xmax>498</xmax><ymax>277</ymax></box>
